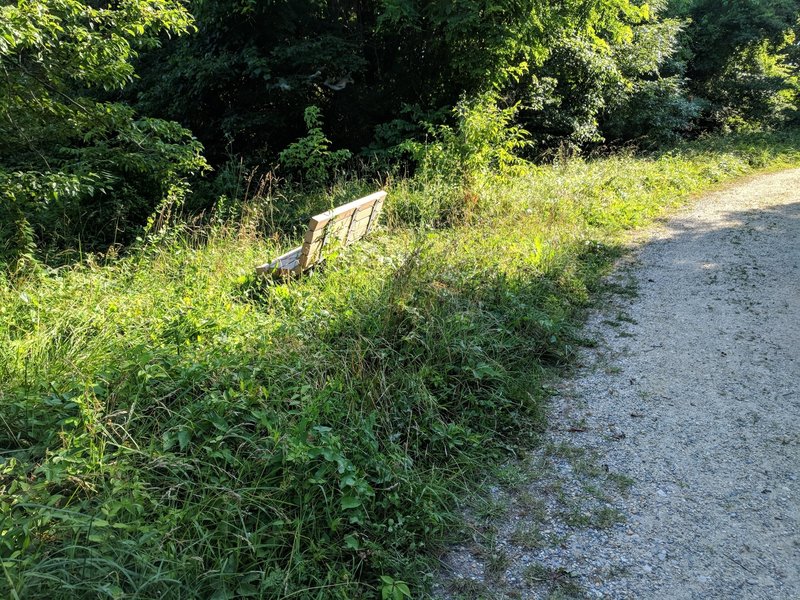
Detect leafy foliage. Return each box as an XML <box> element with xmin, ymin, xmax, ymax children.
<box><xmin>2</xmin><ymin>0</ymin><xmax>798</xmax><ymax>261</ymax></box>
<box><xmin>133</xmin><ymin>0</ymin><xmax>697</xmax><ymax>169</ymax></box>
<box><xmin>707</xmin><ymin>36</ymin><xmax>800</xmax><ymax>130</ymax></box>
<box><xmin>392</xmin><ymin>92</ymin><xmax>532</xmax><ymax>225</ymax></box>
<box><xmin>279</xmin><ymin>106</ymin><xmax>352</xmax><ymax>186</ymax></box>
<box><xmin>668</xmin><ymin>0</ymin><xmax>800</xmax><ymax>128</ymax></box>
<box><xmin>0</xmin><ymin>0</ymin><xmax>208</xmax><ymax>265</ymax></box>
<box><xmin>601</xmin><ymin>15</ymin><xmax>703</xmax><ymax>143</ymax></box>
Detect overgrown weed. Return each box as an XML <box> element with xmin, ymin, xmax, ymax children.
<box><xmin>2</xmin><ymin>131</ymin><xmax>800</xmax><ymax>598</ymax></box>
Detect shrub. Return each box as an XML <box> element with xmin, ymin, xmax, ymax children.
<box><xmin>395</xmin><ymin>92</ymin><xmax>531</xmax><ymax>225</ymax></box>
<box><xmin>279</xmin><ymin>106</ymin><xmax>353</xmax><ymax>187</ymax></box>
<box><xmin>0</xmin><ymin>0</ymin><xmax>207</xmax><ymax>267</ymax></box>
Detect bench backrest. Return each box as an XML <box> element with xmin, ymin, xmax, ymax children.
<box><xmin>296</xmin><ymin>190</ymin><xmax>386</xmax><ymax>271</ymax></box>
<box><xmin>257</xmin><ymin>190</ymin><xmax>386</xmax><ymax>276</ymax></box>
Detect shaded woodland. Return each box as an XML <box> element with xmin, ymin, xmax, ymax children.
<box><xmin>1</xmin><ymin>0</ymin><xmax>799</xmax><ymax>263</ymax></box>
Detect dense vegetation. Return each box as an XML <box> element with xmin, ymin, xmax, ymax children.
<box><xmin>4</xmin><ymin>132</ymin><xmax>800</xmax><ymax>598</ymax></box>
<box><xmin>2</xmin><ymin>0</ymin><xmax>800</xmax><ymax>597</ymax></box>
<box><xmin>2</xmin><ymin>0</ymin><xmax>799</xmax><ymax>262</ymax></box>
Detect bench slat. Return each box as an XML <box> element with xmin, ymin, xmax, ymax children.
<box><xmin>297</xmin><ymin>191</ymin><xmax>386</xmax><ymax>272</ymax></box>
<box><xmin>307</xmin><ymin>191</ymin><xmax>385</xmax><ymax>229</ymax></box>
<box><xmin>303</xmin><ymin>205</ymin><xmax>375</xmax><ymax>243</ymax></box>
<box><xmin>256</xmin><ymin>246</ymin><xmax>302</xmax><ymax>275</ymax></box>
<box><xmin>258</xmin><ymin>190</ymin><xmax>386</xmax><ymax>277</ymax></box>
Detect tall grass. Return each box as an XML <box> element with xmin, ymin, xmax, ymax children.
<box><xmin>2</xmin><ymin>131</ymin><xmax>799</xmax><ymax>598</ymax></box>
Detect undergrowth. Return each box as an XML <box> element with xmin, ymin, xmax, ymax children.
<box><xmin>1</xmin><ymin>131</ymin><xmax>799</xmax><ymax>598</ymax></box>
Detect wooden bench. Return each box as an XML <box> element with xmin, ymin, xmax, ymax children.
<box><xmin>257</xmin><ymin>190</ymin><xmax>386</xmax><ymax>277</ymax></box>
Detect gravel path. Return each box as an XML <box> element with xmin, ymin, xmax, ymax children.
<box><xmin>436</xmin><ymin>169</ymin><xmax>800</xmax><ymax>599</ymax></box>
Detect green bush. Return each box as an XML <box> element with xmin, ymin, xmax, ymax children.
<box><xmin>0</xmin><ymin>0</ymin><xmax>207</xmax><ymax>266</ymax></box>
<box><xmin>393</xmin><ymin>93</ymin><xmax>531</xmax><ymax>226</ymax></box>
<box><xmin>279</xmin><ymin>106</ymin><xmax>353</xmax><ymax>188</ymax></box>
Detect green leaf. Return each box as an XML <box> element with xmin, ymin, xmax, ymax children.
<box><xmin>208</xmin><ymin>413</ymin><xmax>229</xmax><ymax>431</ymax></box>
<box><xmin>341</xmin><ymin>496</ymin><xmax>361</xmax><ymax>510</ymax></box>
<box><xmin>177</xmin><ymin>428</ymin><xmax>191</xmax><ymax>451</ymax></box>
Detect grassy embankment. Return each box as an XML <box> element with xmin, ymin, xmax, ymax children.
<box><xmin>2</xmin><ymin>132</ymin><xmax>799</xmax><ymax>598</ymax></box>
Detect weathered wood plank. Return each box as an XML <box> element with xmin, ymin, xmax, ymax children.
<box><xmin>256</xmin><ymin>246</ymin><xmax>302</xmax><ymax>275</ymax></box>
<box><xmin>307</xmin><ymin>191</ymin><xmax>385</xmax><ymax>229</ymax></box>
<box><xmin>303</xmin><ymin>206</ymin><xmax>374</xmax><ymax>243</ymax></box>
<box><xmin>258</xmin><ymin>190</ymin><xmax>386</xmax><ymax>276</ymax></box>
<box><xmin>346</xmin><ymin>217</ymin><xmax>371</xmax><ymax>244</ymax></box>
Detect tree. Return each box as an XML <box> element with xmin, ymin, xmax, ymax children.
<box><xmin>0</xmin><ymin>0</ymin><xmax>208</xmax><ymax>265</ymax></box>
<box><xmin>134</xmin><ymin>0</ymin><xmax>686</xmax><ymax>170</ymax></box>
<box><xmin>668</xmin><ymin>0</ymin><xmax>800</xmax><ymax>129</ymax></box>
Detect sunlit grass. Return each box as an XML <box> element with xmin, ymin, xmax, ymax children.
<box><xmin>2</xmin><ymin>130</ymin><xmax>799</xmax><ymax>598</ymax></box>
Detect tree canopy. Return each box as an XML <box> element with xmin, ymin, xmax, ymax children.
<box><xmin>0</xmin><ymin>0</ymin><xmax>798</xmax><ymax>261</ymax></box>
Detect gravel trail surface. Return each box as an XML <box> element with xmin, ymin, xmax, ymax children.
<box><xmin>436</xmin><ymin>169</ymin><xmax>800</xmax><ymax>599</ymax></box>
